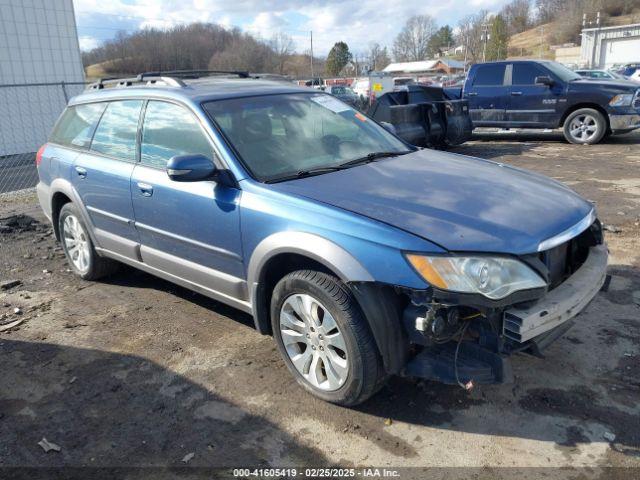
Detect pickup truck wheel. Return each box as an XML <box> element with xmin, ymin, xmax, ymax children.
<box><xmin>58</xmin><ymin>203</ymin><xmax>119</xmax><ymax>280</ymax></box>
<box><xmin>270</xmin><ymin>270</ymin><xmax>384</xmax><ymax>406</ymax></box>
<box><xmin>563</xmin><ymin>108</ymin><xmax>607</xmax><ymax>145</ymax></box>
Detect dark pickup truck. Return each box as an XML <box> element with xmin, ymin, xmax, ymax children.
<box><xmin>445</xmin><ymin>60</ymin><xmax>640</xmax><ymax>144</ymax></box>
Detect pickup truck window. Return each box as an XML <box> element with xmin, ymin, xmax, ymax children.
<box><xmin>473</xmin><ymin>65</ymin><xmax>506</xmax><ymax>86</ymax></box>
<box><xmin>543</xmin><ymin>62</ymin><xmax>582</xmax><ymax>82</ymax></box>
<box><xmin>513</xmin><ymin>63</ymin><xmax>546</xmax><ymax>85</ymax></box>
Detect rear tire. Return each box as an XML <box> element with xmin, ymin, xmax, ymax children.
<box><xmin>562</xmin><ymin>108</ymin><xmax>607</xmax><ymax>145</ymax></box>
<box><xmin>58</xmin><ymin>203</ymin><xmax>119</xmax><ymax>281</ymax></box>
<box><xmin>270</xmin><ymin>270</ymin><xmax>385</xmax><ymax>406</ymax></box>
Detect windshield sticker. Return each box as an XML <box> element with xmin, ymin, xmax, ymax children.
<box><xmin>354</xmin><ymin>112</ymin><xmax>367</xmax><ymax>122</ymax></box>
<box><xmin>310</xmin><ymin>95</ymin><xmax>351</xmax><ymax>113</ymax></box>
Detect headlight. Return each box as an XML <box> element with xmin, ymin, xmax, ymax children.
<box><xmin>609</xmin><ymin>94</ymin><xmax>633</xmax><ymax>106</ymax></box>
<box><xmin>405</xmin><ymin>254</ymin><xmax>547</xmax><ymax>300</ymax></box>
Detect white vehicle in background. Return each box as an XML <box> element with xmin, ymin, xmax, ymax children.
<box><xmin>630</xmin><ymin>70</ymin><xmax>640</xmax><ymax>83</ymax></box>
<box><xmin>574</xmin><ymin>69</ymin><xmax>629</xmax><ymax>81</ymax></box>
<box><xmin>352</xmin><ymin>78</ymin><xmax>370</xmax><ymax>99</ymax></box>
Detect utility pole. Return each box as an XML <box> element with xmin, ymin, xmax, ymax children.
<box><xmin>539</xmin><ymin>24</ymin><xmax>544</xmax><ymax>58</ymax></box>
<box><xmin>310</xmin><ymin>31</ymin><xmax>314</xmax><ymax>83</ymax></box>
<box><xmin>481</xmin><ymin>22</ymin><xmax>490</xmax><ymax>62</ymax></box>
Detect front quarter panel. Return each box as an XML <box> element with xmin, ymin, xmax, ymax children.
<box><xmin>241</xmin><ymin>180</ymin><xmax>444</xmax><ymax>296</ymax></box>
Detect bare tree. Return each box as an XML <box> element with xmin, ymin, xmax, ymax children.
<box><xmin>392</xmin><ymin>15</ymin><xmax>437</xmax><ymax>62</ymax></box>
<box><xmin>366</xmin><ymin>43</ymin><xmax>391</xmax><ymax>71</ymax></box>
<box><xmin>269</xmin><ymin>32</ymin><xmax>295</xmax><ymax>74</ymax></box>
<box><xmin>501</xmin><ymin>0</ymin><xmax>532</xmax><ymax>35</ymax></box>
<box><xmin>456</xmin><ymin>11</ymin><xmax>488</xmax><ymax>64</ymax></box>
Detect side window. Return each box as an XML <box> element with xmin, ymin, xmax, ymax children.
<box><xmin>473</xmin><ymin>65</ymin><xmax>506</xmax><ymax>86</ymax></box>
<box><xmin>91</xmin><ymin>100</ymin><xmax>143</xmax><ymax>161</ymax></box>
<box><xmin>141</xmin><ymin>101</ymin><xmax>214</xmax><ymax>168</ymax></box>
<box><xmin>49</xmin><ymin>103</ymin><xmax>106</xmax><ymax>149</ymax></box>
<box><xmin>512</xmin><ymin>64</ymin><xmax>547</xmax><ymax>85</ymax></box>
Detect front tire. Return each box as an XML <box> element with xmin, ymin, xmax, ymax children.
<box><xmin>270</xmin><ymin>270</ymin><xmax>385</xmax><ymax>406</ymax></box>
<box><xmin>562</xmin><ymin>108</ymin><xmax>607</xmax><ymax>145</ymax></box>
<box><xmin>58</xmin><ymin>203</ymin><xmax>118</xmax><ymax>280</ymax></box>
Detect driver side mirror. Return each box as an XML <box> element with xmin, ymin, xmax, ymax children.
<box><xmin>535</xmin><ymin>75</ymin><xmax>554</xmax><ymax>87</ymax></box>
<box><xmin>380</xmin><ymin>121</ymin><xmax>397</xmax><ymax>135</ymax></box>
<box><xmin>166</xmin><ymin>154</ymin><xmax>216</xmax><ymax>182</ymax></box>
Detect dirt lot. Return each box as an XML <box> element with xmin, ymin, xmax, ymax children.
<box><xmin>1</xmin><ymin>131</ymin><xmax>639</xmax><ymax>476</ymax></box>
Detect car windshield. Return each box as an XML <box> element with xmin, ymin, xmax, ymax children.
<box><xmin>203</xmin><ymin>93</ymin><xmax>410</xmax><ymax>182</ymax></box>
<box><xmin>543</xmin><ymin>61</ymin><xmax>582</xmax><ymax>82</ymax></box>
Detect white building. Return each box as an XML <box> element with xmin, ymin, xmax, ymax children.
<box><xmin>581</xmin><ymin>23</ymin><xmax>640</xmax><ymax>68</ymax></box>
<box><xmin>0</xmin><ymin>0</ymin><xmax>85</xmax><ymax>156</ymax></box>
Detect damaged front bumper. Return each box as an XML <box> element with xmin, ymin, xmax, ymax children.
<box><xmin>503</xmin><ymin>244</ymin><xmax>608</xmax><ymax>343</ymax></box>
<box><xmin>400</xmin><ymin>243</ymin><xmax>609</xmax><ymax>386</ymax></box>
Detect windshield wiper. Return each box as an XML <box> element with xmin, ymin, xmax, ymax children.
<box><xmin>339</xmin><ymin>150</ymin><xmax>413</xmax><ymax>168</ymax></box>
<box><xmin>265</xmin><ymin>165</ymin><xmax>348</xmax><ymax>183</ymax></box>
<box><xmin>264</xmin><ymin>150</ymin><xmax>413</xmax><ymax>184</ymax></box>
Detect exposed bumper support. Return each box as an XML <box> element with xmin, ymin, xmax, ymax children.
<box><xmin>608</xmin><ymin>113</ymin><xmax>640</xmax><ymax>132</ymax></box>
<box><xmin>503</xmin><ymin>244</ymin><xmax>608</xmax><ymax>343</ymax></box>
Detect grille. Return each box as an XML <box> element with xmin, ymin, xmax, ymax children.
<box><xmin>538</xmin><ymin>220</ymin><xmax>602</xmax><ymax>290</ymax></box>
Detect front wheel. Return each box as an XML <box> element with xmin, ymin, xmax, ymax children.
<box><xmin>562</xmin><ymin>108</ymin><xmax>607</xmax><ymax>145</ymax></box>
<box><xmin>270</xmin><ymin>270</ymin><xmax>385</xmax><ymax>406</ymax></box>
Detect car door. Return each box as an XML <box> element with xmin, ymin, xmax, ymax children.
<box><xmin>72</xmin><ymin>100</ymin><xmax>143</xmax><ymax>259</ymax></box>
<box><xmin>507</xmin><ymin>62</ymin><xmax>563</xmax><ymax>128</ymax></box>
<box><xmin>130</xmin><ymin>100</ymin><xmax>245</xmax><ymax>301</ymax></box>
<box><xmin>464</xmin><ymin>63</ymin><xmax>508</xmax><ymax>125</ymax></box>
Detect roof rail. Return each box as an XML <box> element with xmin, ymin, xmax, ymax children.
<box><xmin>86</xmin><ymin>69</ymin><xmax>251</xmax><ymax>90</ymax></box>
<box><xmin>142</xmin><ymin>69</ymin><xmax>251</xmax><ymax>79</ymax></box>
<box><xmin>86</xmin><ymin>75</ymin><xmax>186</xmax><ymax>90</ymax></box>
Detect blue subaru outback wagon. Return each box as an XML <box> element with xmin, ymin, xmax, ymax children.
<box><xmin>36</xmin><ymin>71</ymin><xmax>608</xmax><ymax>405</ymax></box>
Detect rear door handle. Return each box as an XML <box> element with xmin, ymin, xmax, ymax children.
<box><xmin>137</xmin><ymin>182</ymin><xmax>153</xmax><ymax>197</ymax></box>
<box><xmin>511</xmin><ymin>91</ymin><xmax>523</xmax><ymax>96</ymax></box>
<box><xmin>75</xmin><ymin>166</ymin><xmax>87</xmax><ymax>178</ymax></box>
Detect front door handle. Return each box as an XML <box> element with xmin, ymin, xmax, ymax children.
<box><xmin>137</xmin><ymin>182</ymin><xmax>153</xmax><ymax>197</ymax></box>
<box><xmin>511</xmin><ymin>91</ymin><xmax>523</xmax><ymax>96</ymax></box>
<box><xmin>466</xmin><ymin>92</ymin><xmax>478</xmax><ymax>97</ymax></box>
<box><xmin>75</xmin><ymin>166</ymin><xmax>87</xmax><ymax>178</ymax></box>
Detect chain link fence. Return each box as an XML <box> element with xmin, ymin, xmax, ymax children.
<box><xmin>0</xmin><ymin>81</ymin><xmax>86</xmax><ymax>195</ymax></box>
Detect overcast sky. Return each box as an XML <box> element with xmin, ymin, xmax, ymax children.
<box><xmin>73</xmin><ymin>0</ymin><xmax>513</xmax><ymax>55</ymax></box>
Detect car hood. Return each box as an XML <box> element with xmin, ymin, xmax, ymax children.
<box><xmin>270</xmin><ymin>149</ymin><xmax>593</xmax><ymax>254</ymax></box>
<box><xmin>570</xmin><ymin>78</ymin><xmax>639</xmax><ymax>92</ymax></box>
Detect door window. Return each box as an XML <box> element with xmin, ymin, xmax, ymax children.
<box><xmin>140</xmin><ymin>101</ymin><xmax>214</xmax><ymax>168</ymax></box>
<box><xmin>512</xmin><ymin>63</ymin><xmax>547</xmax><ymax>85</ymax></box>
<box><xmin>473</xmin><ymin>65</ymin><xmax>506</xmax><ymax>86</ymax></box>
<box><xmin>49</xmin><ymin>103</ymin><xmax>106</xmax><ymax>149</ymax></box>
<box><xmin>91</xmin><ymin>100</ymin><xmax>143</xmax><ymax>161</ymax></box>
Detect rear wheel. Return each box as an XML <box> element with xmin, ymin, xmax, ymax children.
<box><xmin>270</xmin><ymin>270</ymin><xmax>385</xmax><ymax>406</ymax></box>
<box><xmin>562</xmin><ymin>108</ymin><xmax>607</xmax><ymax>145</ymax></box>
<box><xmin>58</xmin><ymin>203</ymin><xmax>118</xmax><ymax>280</ymax></box>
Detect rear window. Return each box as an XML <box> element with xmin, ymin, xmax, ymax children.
<box><xmin>473</xmin><ymin>65</ymin><xmax>506</xmax><ymax>86</ymax></box>
<box><xmin>90</xmin><ymin>100</ymin><xmax>143</xmax><ymax>161</ymax></box>
<box><xmin>49</xmin><ymin>103</ymin><xmax>106</xmax><ymax>149</ymax></box>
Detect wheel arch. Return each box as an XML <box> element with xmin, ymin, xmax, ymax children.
<box><xmin>247</xmin><ymin>232</ymin><xmax>374</xmax><ymax>335</ymax></box>
<box><xmin>49</xmin><ymin>179</ymin><xmax>99</xmax><ymax>246</ymax></box>
<box><xmin>560</xmin><ymin>103</ymin><xmax>610</xmax><ymax>130</ymax></box>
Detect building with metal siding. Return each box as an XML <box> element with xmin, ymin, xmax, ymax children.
<box><xmin>581</xmin><ymin>23</ymin><xmax>640</xmax><ymax>68</ymax></box>
<box><xmin>0</xmin><ymin>0</ymin><xmax>85</xmax><ymax>156</ymax></box>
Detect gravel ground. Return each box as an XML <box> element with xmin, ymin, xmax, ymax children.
<box><xmin>1</xmin><ymin>131</ymin><xmax>639</xmax><ymax>477</ymax></box>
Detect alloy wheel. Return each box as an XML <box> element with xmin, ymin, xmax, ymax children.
<box><xmin>569</xmin><ymin>114</ymin><xmax>598</xmax><ymax>142</ymax></box>
<box><xmin>62</xmin><ymin>214</ymin><xmax>91</xmax><ymax>273</ymax></box>
<box><xmin>279</xmin><ymin>293</ymin><xmax>349</xmax><ymax>391</ymax></box>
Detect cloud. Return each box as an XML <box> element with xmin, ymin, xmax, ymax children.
<box><xmin>73</xmin><ymin>0</ymin><xmax>514</xmax><ymax>55</ymax></box>
<box><xmin>78</xmin><ymin>35</ymin><xmax>99</xmax><ymax>51</ymax></box>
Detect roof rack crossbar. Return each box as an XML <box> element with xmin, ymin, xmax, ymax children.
<box><xmin>139</xmin><ymin>69</ymin><xmax>250</xmax><ymax>79</ymax></box>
